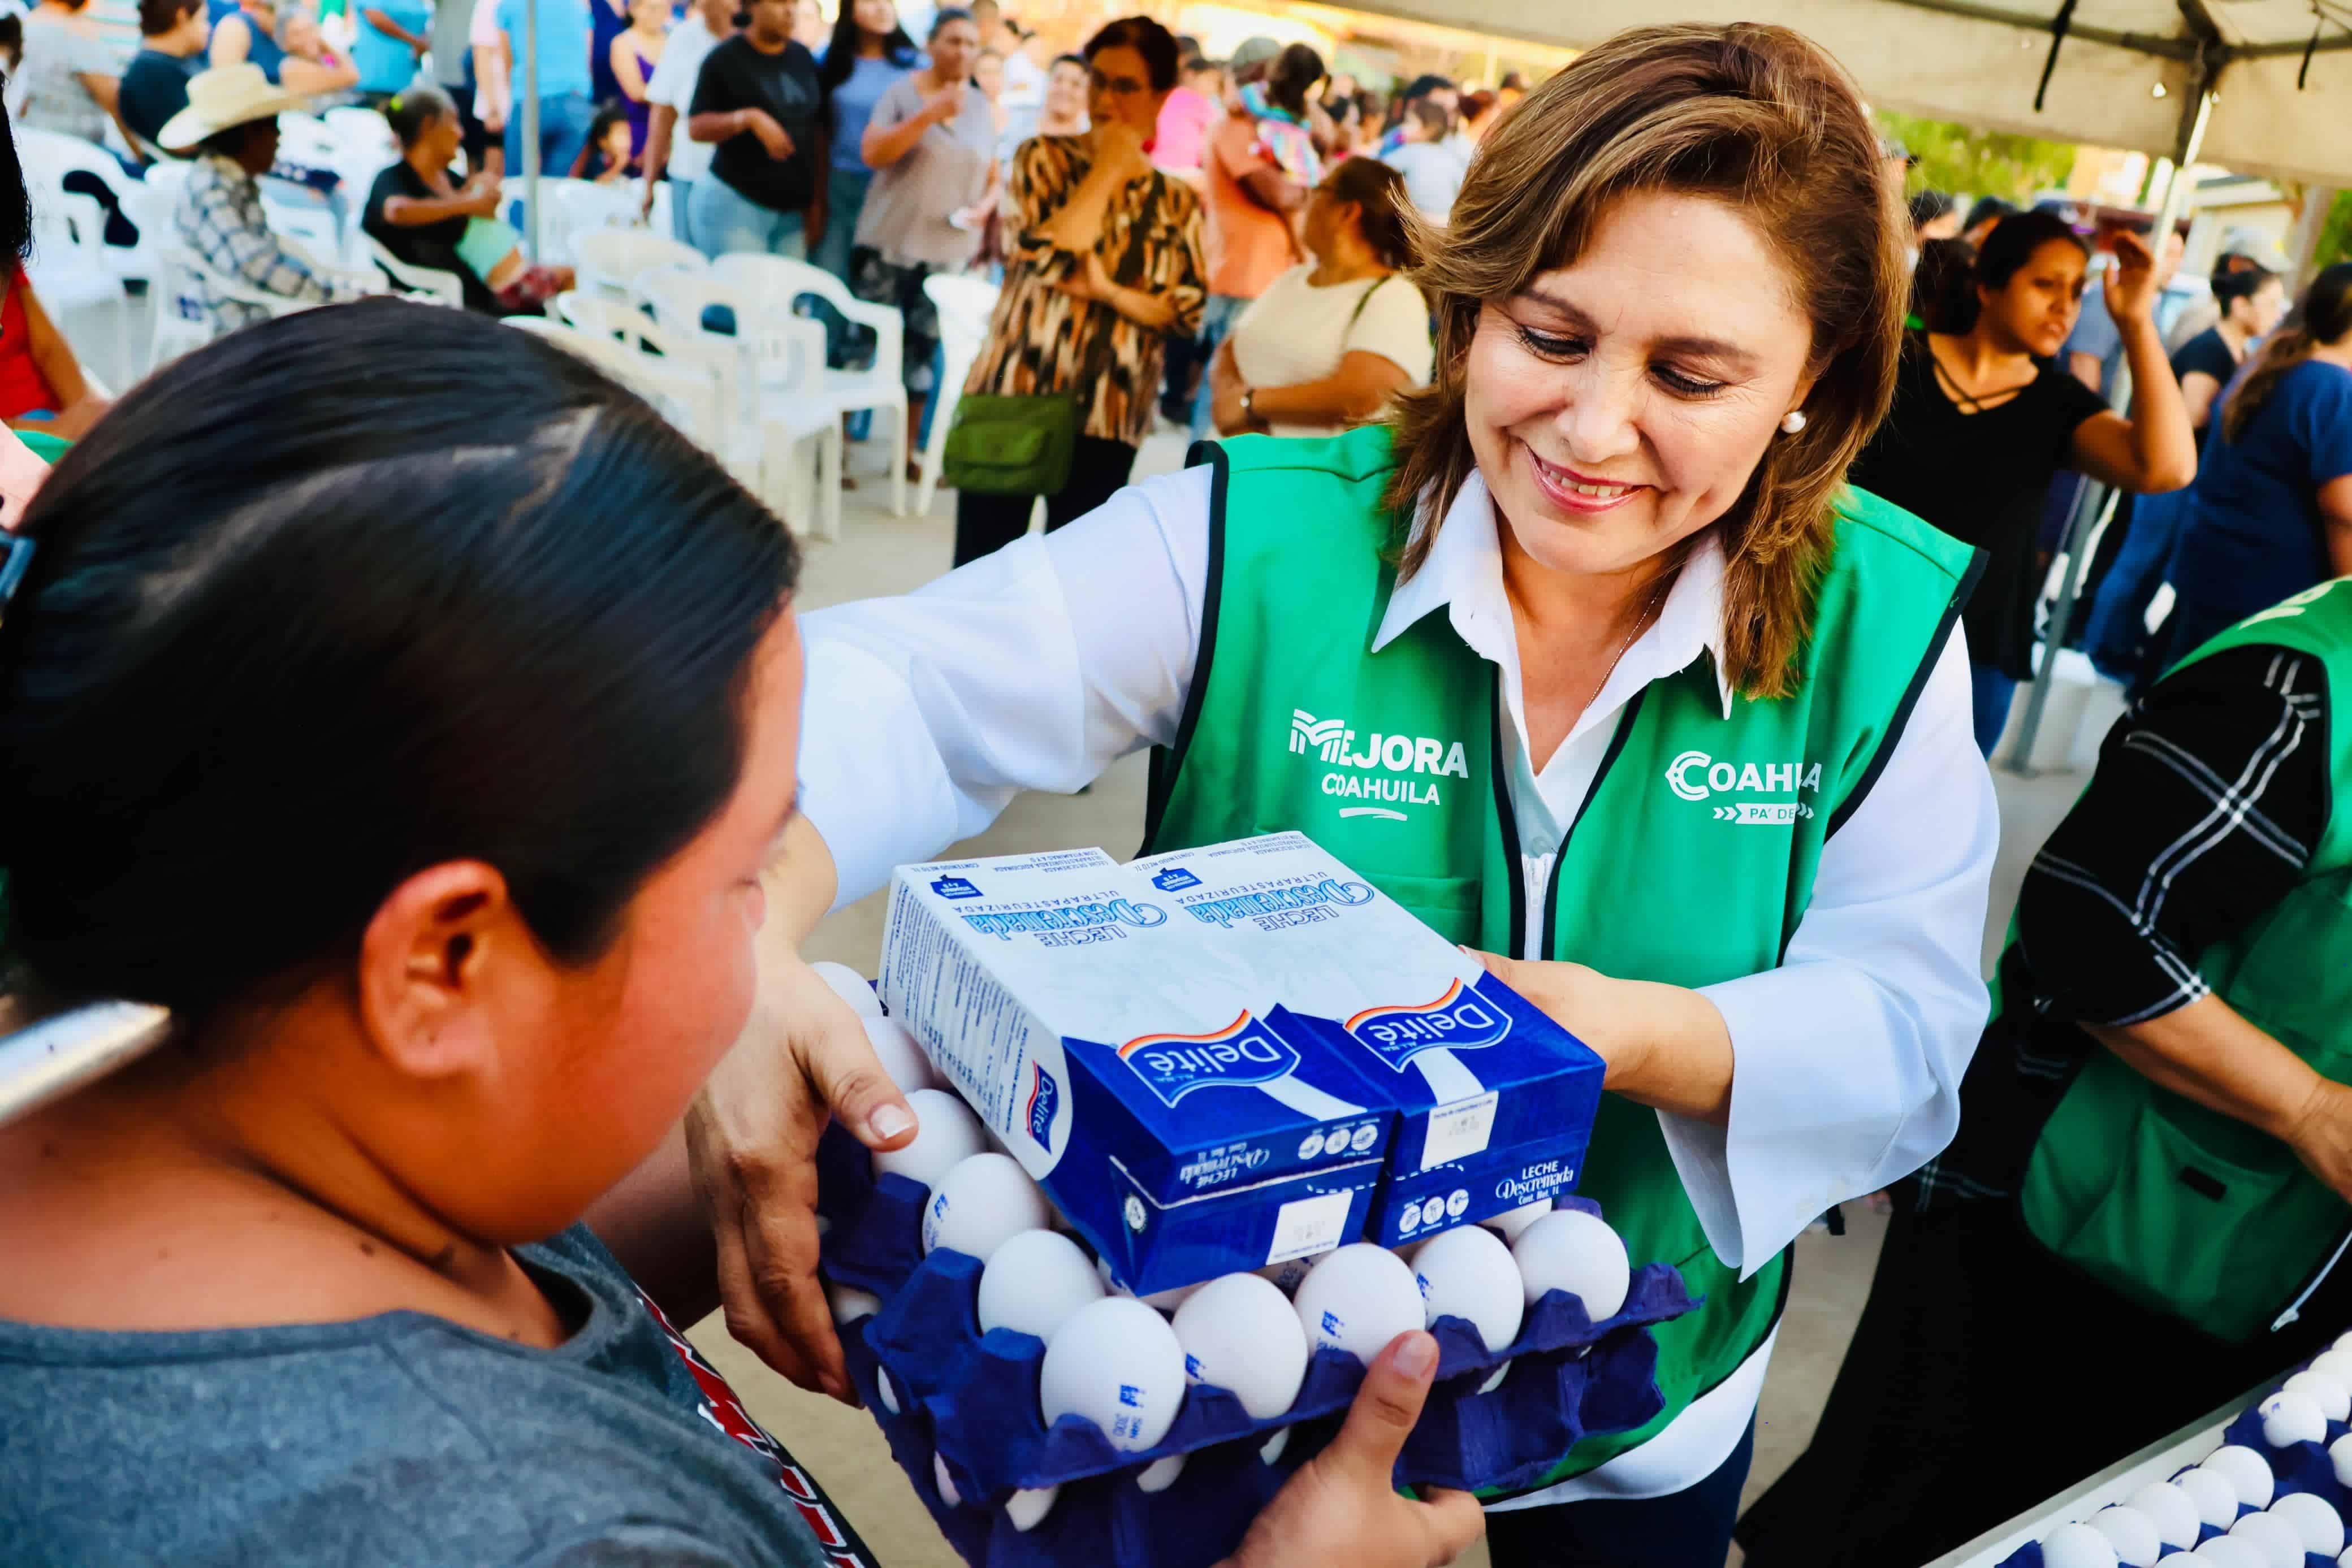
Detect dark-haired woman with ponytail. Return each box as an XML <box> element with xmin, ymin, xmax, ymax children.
<box><xmin>1848</xmin><ymin>210</ymin><xmax>2197</xmax><ymax>754</ymax></box>
<box><xmin>1208</xmin><ymin>156</ymin><xmax>1429</xmax><ymax>438</ymax></box>
<box><xmin>2158</xmin><ymin>262</ymin><xmax>2352</xmax><ymax>666</ymax></box>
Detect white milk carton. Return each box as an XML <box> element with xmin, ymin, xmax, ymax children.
<box><xmin>877</xmin><ymin>847</ymin><xmax>1394</xmax><ymax>1294</ymax></box>
<box><xmin>1126</xmin><ymin>833</ymin><xmax>1607</xmax><ymax>1248</ymax></box>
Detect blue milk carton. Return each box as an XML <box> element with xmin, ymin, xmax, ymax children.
<box><xmin>1126</xmin><ymin>833</ymin><xmax>1607</xmax><ymax>1249</ymax></box>
<box><xmin>877</xmin><ymin>847</ymin><xmax>1396</xmax><ymax>1294</ymax></box>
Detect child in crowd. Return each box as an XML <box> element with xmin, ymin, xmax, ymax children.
<box><xmin>574</xmin><ymin>99</ymin><xmax>637</xmax><ymax>181</ymax></box>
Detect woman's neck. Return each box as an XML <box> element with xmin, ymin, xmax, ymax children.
<box><xmin>0</xmin><ymin>1029</ymin><xmax>566</xmax><ymax>1345</ymax></box>
<box><xmin>856</xmin><ymin>31</ymin><xmax>885</xmax><ymax>58</ymax></box>
<box><xmin>405</xmin><ymin>145</ymin><xmax>450</xmax><ymax>183</ymax></box>
<box><xmin>1944</xmin><ymin>320</ymin><xmax>2034</xmax><ymax>379</ymax></box>
<box><xmin>2215</xmin><ymin>316</ymin><xmax>2252</xmax><ymax>358</ymax></box>
<box><xmin>1495</xmin><ymin>505</ymin><xmax>1679</xmax><ymax>651</ymax></box>
<box><xmin>1309</xmin><ymin>236</ymin><xmax>1386</xmax><ymax>287</ymax></box>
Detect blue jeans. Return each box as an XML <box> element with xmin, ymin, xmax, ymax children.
<box><xmin>504</xmin><ymin>90</ymin><xmax>595</xmax><ymax>187</ymax></box>
<box><xmin>1186</xmin><ymin>292</ymin><xmax>1251</xmax><ymax>442</ymax></box>
<box><xmin>1970</xmin><ymin>663</ymin><xmax>2015</xmax><ymax>758</ymax></box>
<box><xmin>810</xmin><ymin>164</ymin><xmax>870</xmax><ymax>282</ymax></box>
<box><xmin>2083</xmin><ymin>486</ymin><xmax>2189</xmax><ymax>684</ymax></box>
<box><xmin>688</xmin><ymin>177</ymin><xmax>807</xmax><ymax>260</ymax></box>
<box><xmin>668</xmin><ymin>177</ymin><xmax>696</xmax><ymax>249</ymax></box>
<box><xmin>1487</xmin><ymin>1419</ymin><xmax>1756</xmax><ymax>1567</ymax></box>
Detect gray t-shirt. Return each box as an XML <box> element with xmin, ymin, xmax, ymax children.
<box><xmin>429</xmin><ymin>0</ymin><xmax>478</xmax><ymax>88</ymax></box>
<box><xmin>19</xmin><ymin>11</ymin><xmax>119</xmax><ymax>144</ymax></box>
<box><xmin>851</xmin><ymin>72</ymin><xmax>995</xmax><ymax>268</ymax></box>
<box><xmin>0</xmin><ymin>1225</ymin><xmax>869</xmax><ymax>1568</ymax></box>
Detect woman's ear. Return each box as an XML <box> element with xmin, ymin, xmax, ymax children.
<box><xmin>354</xmin><ymin>860</ymin><xmax>520</xmax><ymax>1082</ymax></box>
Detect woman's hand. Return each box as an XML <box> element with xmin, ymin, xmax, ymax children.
<box><xmin>1091</xmin><ymin>118</ymin><xmax>1151</xmax><ymax>183</ymax></box>
<box><xmin>2103</xmin><ymin>229</ymin><xmax>2162</xmax><ymax>327</ymax></box>
<box><xmin>1471</xmin><ymin>951</ymin><xmax>1735</xmax><ymax>1125</ymax></box>
<box><xmin>460</xmin><ymin>172</ymin><xmax>501</xmax><ymax>218</ymax></box>
<box><xmin>1221</xmin><ymin>1332</ymin><xmax>1484</xmax><ymax>1568</ymax></box>
<box><xmin>923</xmin><ymin>80</ymin><xmax>967</xmax><ymax>125</ymax></box>
<box><xmin>683</xmin><ymin>951</ymin><xmax>916</xmax><ymax>1402</ymax></box>
<box><xmin>743</xmin><ymin>108</ymin><xmax>794</xmax><ymax>161</ymax></box>
<box><xmin>1055</xmin><ymin>248</ymin><xmax>1114</xmax><ymax>302</ymax></box>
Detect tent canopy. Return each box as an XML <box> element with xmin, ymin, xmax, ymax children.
<box><xmin>1346</xmin><ymin>0</ymin><xmax>2352</xmax><ymax>185</ymax></box>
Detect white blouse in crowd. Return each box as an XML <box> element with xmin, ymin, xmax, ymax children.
<box><xmin>1229</xmin><ymin>267</ymin><xmax>1436</xmax><ymax>439</ymax></box>
<box><xmin>796</xmin><ymin>464</ymin><xmax>1996</xmax><ymax>1507</ymax></box>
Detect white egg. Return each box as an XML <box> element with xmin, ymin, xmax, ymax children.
<box><xmin>2339</xmin><ymin>1547</ymin><xmax>2352</xmax><ymax>1568</ymax></box>
<box><xmin>1039</xmin><ymin>1296</ymin><xmax>1188</xmax><ymax>1452</ymax></box>
<box><xmin>1412</xmin><ymin>1224</ymin><xmax>1527</xmax><ymax>1353</ymax></box>
<box><xmin>1511</xmin><ymin>1209</ymin><xmax>1631</xmax><ymax>1321</ymax></box>
<box><xmin>2176</xmin><ymin>1466</ymin><xmax>2243</xmax><ymax>1529</ymax></box>
<box><xmin>2154</xmin><ymin>1554</ymin><xmax>2197</xmax><ymax>1566</ymax></box>
<box><xmin>813</xmin><ymin>960</ymin><xmax>885</xmax><ymax>1019</ymax></box>
<box><xmin>978</xmin><ymin>1229</ymin><xmax>1106</xmax><ymax>1342</ymax></box>
<box><xmin>2272</xmin><ymin>1491</ymin><xmax>2346</xmax><ymax>1557</ymax></box>
<box><xmin>2204</xmin><ymin>1445</ymin><xmax>2276</xmax><ymax>1509</ymax></box>
<box><xmin>872</xmin><ymin>1088</ymin><xmax>989</xmax><ymax>1190</ymax></box>
<box><xmin>2259</xmin><ymin>1389</ymin><xmax>2328</xmax><ymax>1448</ymax></box>
<box><xmin>1143</xmin><ymin>1281</ymin><xmax>1206</xmax><ymax>1313</ymax></box>
<box><xmin>1172</xmin><ymin>1273</ymin><xmax>1310</xmax><ymax>1420</ymax></box>
<box><xmin>1005</xmin><ymin>1485</ymin><xmax>1057</xmax><ymax>1532</ymax></box>
<box><xmin>862</xmin><ymin>1015</ymin><xmax>941</xmax><ymax>1094</ymax></box>
<box><xmin>2126</xmin><ymin>1482</ymin><xmax>2203</xmax><ymax>1550</ymax></box>
<box><xmin>2039</xmin><ymin>1521</ymin><xmax>2120</xmax><ymax>1568</ymax></box>
<box><xmin>2312</xmin><ymin>1350</ymin><xmax>2352</xmax><ymax>1391</ymax></box>
<box><xmin>2228</xmin><ymin>1510</ymin><xmax>2305</xmax><ymax>1568</ymax></box>
<box><xmin>1293</xmin><ymin>1244</ymin><xmax>1427</xmax><ymax>1369</ymax></box>
<box><xmin>876</xmin><ymin>1366</ymin><xmax>900</xmax><ymax>1415</ymax></box>
<box><xmin>932</xmin><ymin>1453</ymin><xmax>963</xmax><ymax>1509</ymax></box>
<box><xmin>2190</xmin><ymin>1539</ymin><xmax>2267</xmax><ymax>1568</ymax></box>
<box><xmin>2334</xmin><ymin>1432</ymin><xmax>2352</xmax><ymax>1488</ymax></box>
<box><xmin>2285</xmin><ymin>1368</ymin><xmax>2352</xmax><ymax>1424</ymax></box>
<box><xmin>2088</xmin><ymin>1505</ymin><xmax>2163</xmax><ymax>1566</ymax></box>
<box><xmin>1135</xmin><ymin>1455</ymin><xmax>1186</xmax><ymax>1493</ymax></box>
<box><xmin>2334</xmin><ymin>1329</ymin><xmax>2352</xmax><ymax>1358</ymax></box>
<box><xmin>922</xmin><ymin>1153</ymin><xmax>1053</xmax><ymax>1263</ymax></box>
<box><xmin>1259</xmin><ymin>1427</ymin><xmax>1291</xmax><ymax>1465</ymax></box>
<box><xmin>826</xmin><ymin>1281</ymin><xmax>881</xmax><ymax>1324</ymax></box>
<box><xmin>1483</xmin><ymin>1198</ymin><xmax>1555</xmax><ymax>1242</ymax></box>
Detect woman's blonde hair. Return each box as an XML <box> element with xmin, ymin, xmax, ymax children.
<box><xmin>1383</xmin><ymin>23</ymin><xmax>1907</xmax><ymax>700</ymax></box>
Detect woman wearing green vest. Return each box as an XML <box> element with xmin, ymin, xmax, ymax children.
<box><xmin>681</xmin><ymin>23</ymin><xmax>1998</xmax><ymax>1566</ymax></box>
<box><xmin>1740</xmin><ymin>574</ymin><xmax>2352</xmax><ymax>1565</ymax></box>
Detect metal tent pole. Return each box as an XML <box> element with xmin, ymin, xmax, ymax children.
<box><xmin>523</xmin><ymin>0</ymin><xmax>541</xmax><ymax>260</ymax></box>
<box><xmin>2004</xmin><ymin>83</ymin><xmax>2215</xmax><ymax>773</ymax></box>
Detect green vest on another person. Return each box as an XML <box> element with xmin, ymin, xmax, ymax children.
<box><xmin>2021</xmin><ymin>577</ymin><xmax>2352</xmax><ymax>1344</ymax></box>
<box><xmin>1143</xmin><ymin>426</ymin><xmax>1980</xmax><ymax>1491</ymax></box>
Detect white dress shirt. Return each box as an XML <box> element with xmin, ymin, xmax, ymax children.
<box><xmin>797</xmin><ymin>463</ymin><xmax>1996</xmax><ymax>1504</ymax></box>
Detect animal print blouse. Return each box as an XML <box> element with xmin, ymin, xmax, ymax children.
<box><xmin>966</xmin><ymin>134</ymin><xmax>1207</xmax><ymax>448</ymax></box>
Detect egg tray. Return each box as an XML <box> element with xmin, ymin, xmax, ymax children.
<box><xmin>1995</xmin><ymin>1357</ymin><xmax>2352</xmax><ymax>1568</ymax></box>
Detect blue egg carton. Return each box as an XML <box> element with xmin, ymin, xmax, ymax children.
<box><xmin>816</xmin><ymin>1125</ymin><xmax>1698</xmax><ymax>1567</ymax></box>
<box><xmin>1995</xmin><ymin>1353</ymin><xmax>2352</xmax><ymax>1568</ymax></box>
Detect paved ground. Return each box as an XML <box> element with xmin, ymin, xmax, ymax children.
<box><xmin>674</xmin><ymin>427</ymin><xmax>2103</xmax><ymax>1568</ymax></box>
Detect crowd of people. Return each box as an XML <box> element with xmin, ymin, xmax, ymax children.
<box><xmin>8</xmin><ymin>10</ymin><xmax>2352</xmax><ymax>1568</ymax></box>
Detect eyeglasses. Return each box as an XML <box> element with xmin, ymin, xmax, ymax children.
<box><xmin>1089</xmin><ymin>68</ymin><xmax>1145</xmax><ymax>96</ymax></box>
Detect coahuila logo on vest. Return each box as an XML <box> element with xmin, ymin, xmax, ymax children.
<box><xmin>1664</xmin><ymin>750</ymin><xmax>1823</xmax><ymax>825</ymax></box>
<box><xmin>1289</xmin><ymin>709</ymin><xmax>1469</xmax><ymax>822</ymax></box>
<box><xmin>1118</xmin><ymin>1011</ymin><xmax>1300</xmax><ymax>1107</ymax></box>
<box><xmin>1346</xmin><ymin>979</ymin><xmax>1513</xmax><ymax>1071</ymax></box>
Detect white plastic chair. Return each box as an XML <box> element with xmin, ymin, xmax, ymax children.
<box><xmin>710</xmin><ymin>253</ymin><xmax>907</xmax><ymax>517</ymax></box>
<box><xmin>507</xmin><ymin>309</ymin><xmax>729</xmax><ymax>468</ymax></box>
<box><xmin>146</xmin><ymin>246</ymin><xmax>335</xmax><ymax>365</ymax></box>
<box><xmin>14</xmin><ymin>128</ymin><xmax>157</xmax><ymax>289</ymax></box>
<box><xmin>363</xmin><ymin>235</ymin><xmax>466</xmax><ymax>306</ymax></box>
<box><xmin>576</xmin><ymin>228</ymin><xmax>706</xmax><ymax>305</ymax></box>
<box><xmin>635</xmin><ymin>267</ymin><xmax>842</xmax><ymax>540</ymax></box>
<box><xmin>915</xmin><ymin>272</ymin><xmax>1001</xmax><ymax>518</ymax></box>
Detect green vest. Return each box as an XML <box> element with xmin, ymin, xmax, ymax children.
<box><xmin>1143</xmin><ymin>427</ymin><xmax>1981</xmax><ymax>1489</ymax></box>
<box><xmin>2020</xmin><ymin>578</ymin><xmax>2352</xmax><ymax>1343</ymax></box>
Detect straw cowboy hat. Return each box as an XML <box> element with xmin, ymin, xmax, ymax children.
<box><xmin>157</xmin><ymin>64</ymin><xmax>309</xmax><ymax>154</ymax></box>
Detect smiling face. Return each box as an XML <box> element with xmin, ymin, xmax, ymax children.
<box><xmin>1978</xmin><ymin>238</ymin><xmax>2086</xmax><ymax>359</ymax></box>
<box><xmin>1464</xmin><ymin>189</ymin><xmax>1818</xmax><ymax>580</ymax></box>
<box><xmin>1044</xmin><ymin>56</ymin><xmax>1086</xmax><ymax>122</ymax></box>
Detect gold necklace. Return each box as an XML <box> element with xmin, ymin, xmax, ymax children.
<box><xmin>1583</xmin><ymin>572</ymin><xmax>1672</xmax><ymax>717</ymax></box>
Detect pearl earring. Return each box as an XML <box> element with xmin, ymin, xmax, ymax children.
<box><xmin>1780</xmin><ymin>410</ymin><xmax>1808</xmax><ymax>435</ymax></box>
